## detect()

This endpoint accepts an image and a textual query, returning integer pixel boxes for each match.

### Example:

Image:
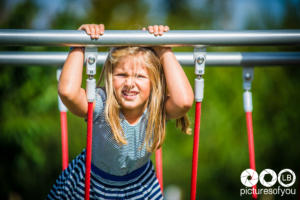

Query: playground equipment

[1,29,300,200]
[56,68,69,170]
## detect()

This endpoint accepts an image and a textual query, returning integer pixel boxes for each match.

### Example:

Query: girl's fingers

[142,27,146,31]
[78,24,85,31]
[99,24,105,35]
[78,24,105,39]
[164,26,169,32]
[158,25,164,35]
[95,25,100,38]
[147,25,169,36]
[153,25,159,36]
[148,26,154,33]
[78,24,91,35]
[91,24,97,38]
[84,25,91,35]
[78,25,83,30]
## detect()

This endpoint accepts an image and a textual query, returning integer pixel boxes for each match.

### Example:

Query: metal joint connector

[194,47,206,102]
[243,66,254,91]
[85,47,98,102]
[85,47,98,76]
[194,47,206,76]
[242,66,254,112]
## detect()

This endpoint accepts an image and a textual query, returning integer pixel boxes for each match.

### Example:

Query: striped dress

[48,88,163,200]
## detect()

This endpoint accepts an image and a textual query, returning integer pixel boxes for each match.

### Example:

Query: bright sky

[2,0,299,29]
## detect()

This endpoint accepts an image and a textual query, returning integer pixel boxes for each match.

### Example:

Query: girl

[48,24,194,200]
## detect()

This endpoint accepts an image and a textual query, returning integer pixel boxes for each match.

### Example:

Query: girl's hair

[97,47,191,152]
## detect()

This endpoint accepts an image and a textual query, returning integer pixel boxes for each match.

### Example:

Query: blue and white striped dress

[48,88,163,200]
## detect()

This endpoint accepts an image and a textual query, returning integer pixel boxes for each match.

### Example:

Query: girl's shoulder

[94,87,107,121]
[96,87,106,100]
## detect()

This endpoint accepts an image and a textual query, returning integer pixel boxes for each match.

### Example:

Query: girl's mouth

[122,90,139,100]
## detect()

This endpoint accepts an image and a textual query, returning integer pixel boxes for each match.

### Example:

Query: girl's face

[112,55,151,113]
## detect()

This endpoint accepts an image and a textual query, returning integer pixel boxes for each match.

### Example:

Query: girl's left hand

[142,25,172,58]
[143,25,169,36]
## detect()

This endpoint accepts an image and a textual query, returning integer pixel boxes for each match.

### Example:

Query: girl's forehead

[114,55,148,72]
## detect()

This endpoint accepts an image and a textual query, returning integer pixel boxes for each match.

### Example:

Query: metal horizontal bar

[0,51,300,66]
[1,29,300,46]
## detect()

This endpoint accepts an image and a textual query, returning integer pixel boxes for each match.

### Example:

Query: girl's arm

[160,48,194,120]
[58,24,104,118]
[147,25,194,120]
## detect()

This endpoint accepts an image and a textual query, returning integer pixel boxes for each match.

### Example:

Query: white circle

[278,169,296,187]
[241,169,258,187]
[259,169,277,187]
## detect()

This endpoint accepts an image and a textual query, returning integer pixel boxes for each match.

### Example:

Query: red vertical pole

[191,48,205,199]
[57,68,69,171]
[85,102,94,200]
[191,102,201,200]
[155,148,163,192]
[243,67,256,199]
[85,47,97,200]
[60,111,69,170]
[246,111,257,199]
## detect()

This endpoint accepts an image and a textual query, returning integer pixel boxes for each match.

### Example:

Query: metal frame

[1,51,300,66]
[1,29,300,46]
[1,29,299,200]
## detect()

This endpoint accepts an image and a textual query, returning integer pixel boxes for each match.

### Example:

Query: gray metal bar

[1,29,300,46]
[0,51,299,66]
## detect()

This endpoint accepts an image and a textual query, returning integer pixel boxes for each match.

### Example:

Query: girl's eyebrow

[136,72,148,76]
[113,67,125,73]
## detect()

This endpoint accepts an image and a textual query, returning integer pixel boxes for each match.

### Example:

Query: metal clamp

[194,47,206,102]
[243,66,254,91]
[85,47,98,76]
[194,47,206,76]
[85,47,98,102]
[243,66,254,112]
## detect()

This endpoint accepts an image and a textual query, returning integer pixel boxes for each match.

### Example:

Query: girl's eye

[116,73,126,77]
[137,74,147,78]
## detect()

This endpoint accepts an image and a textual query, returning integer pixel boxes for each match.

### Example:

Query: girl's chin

[121,103,138,110]
[121,100,137,108]
[120,101,145,111]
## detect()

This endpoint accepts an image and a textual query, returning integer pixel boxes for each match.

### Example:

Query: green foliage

[0,0,300,199]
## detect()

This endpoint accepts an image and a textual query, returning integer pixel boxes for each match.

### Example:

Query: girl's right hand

[142,25,171,59]
[78,24,105,39]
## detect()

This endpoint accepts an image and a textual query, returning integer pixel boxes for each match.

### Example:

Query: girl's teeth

[123,91,138,96]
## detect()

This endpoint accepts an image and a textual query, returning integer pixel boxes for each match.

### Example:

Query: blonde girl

[48,24,194,200]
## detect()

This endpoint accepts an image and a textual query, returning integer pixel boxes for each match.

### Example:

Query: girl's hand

[142,25,172,58]
[78,24,105,39]
[143,25,169,36]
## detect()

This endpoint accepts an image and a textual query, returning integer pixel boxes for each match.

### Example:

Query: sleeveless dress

[47,88,163,200]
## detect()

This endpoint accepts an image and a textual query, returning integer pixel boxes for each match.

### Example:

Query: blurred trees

[0,0,299,199]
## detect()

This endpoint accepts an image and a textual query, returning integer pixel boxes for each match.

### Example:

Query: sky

[1,0,299,29]
[231,0,285,29]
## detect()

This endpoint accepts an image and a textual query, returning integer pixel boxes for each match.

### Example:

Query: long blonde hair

[97,47,191,152]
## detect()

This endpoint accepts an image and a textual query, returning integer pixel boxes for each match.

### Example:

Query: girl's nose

[124,76,135,88]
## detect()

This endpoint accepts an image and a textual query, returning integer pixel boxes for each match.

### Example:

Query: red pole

[155,148,163,192]
[60,111,69,170]
[191,102,202,200]
[246,111,257,199]
[85,102,94,200]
